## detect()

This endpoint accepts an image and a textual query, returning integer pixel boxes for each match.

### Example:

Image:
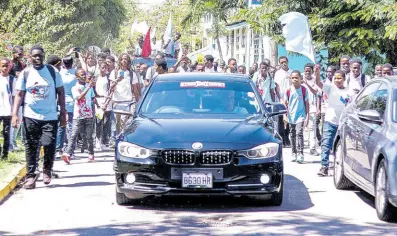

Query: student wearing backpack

[345,59,370,97]
[0,58,13,160]
[284,70,309,163]
[12,45,67,189]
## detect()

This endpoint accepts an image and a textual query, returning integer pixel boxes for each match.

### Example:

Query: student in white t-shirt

[305,67,350,177]
[0,58,13,160]
[109,53,140,134]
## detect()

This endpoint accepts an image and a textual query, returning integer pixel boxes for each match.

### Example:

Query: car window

[140,80,262,116]
[366,82,388,117]
[355,82,381,111]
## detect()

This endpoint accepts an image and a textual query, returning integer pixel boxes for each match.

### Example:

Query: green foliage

[237,0,397,66]
[0,0,126,56]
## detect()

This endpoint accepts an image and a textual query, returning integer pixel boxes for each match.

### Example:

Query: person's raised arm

[315,64,323,89]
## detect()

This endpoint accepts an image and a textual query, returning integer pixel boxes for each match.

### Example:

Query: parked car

[114,73,286,206]
[333,76,397,222]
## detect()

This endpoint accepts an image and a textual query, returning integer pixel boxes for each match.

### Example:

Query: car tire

[333,141,355,190]
[116,189,142,206]
[375,160,397,222]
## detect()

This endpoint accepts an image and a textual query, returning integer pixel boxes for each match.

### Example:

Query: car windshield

[140,80,263,118]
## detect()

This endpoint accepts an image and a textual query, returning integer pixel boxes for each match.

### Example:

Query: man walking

[12,45,66,189]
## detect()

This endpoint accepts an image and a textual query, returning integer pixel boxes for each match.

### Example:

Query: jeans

[0,116,11,158]
[23,117,58,177]
[56,112,73,152]
[65,118,94,155]
[290,122,304,155]
[321,122,338,167]
[95,111,112,145]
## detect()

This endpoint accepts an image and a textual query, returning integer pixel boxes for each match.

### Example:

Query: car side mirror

[358,110,383,124]
[266,103,287,118]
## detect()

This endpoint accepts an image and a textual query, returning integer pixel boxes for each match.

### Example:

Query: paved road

[0,148,396,235]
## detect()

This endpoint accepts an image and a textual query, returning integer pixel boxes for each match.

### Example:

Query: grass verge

[0,150,25,182]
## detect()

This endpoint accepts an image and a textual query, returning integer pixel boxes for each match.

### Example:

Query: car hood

[123,118,275,150]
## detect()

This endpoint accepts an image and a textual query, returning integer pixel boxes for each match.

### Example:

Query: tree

[0,0,126,56]
[182,0,246,62]
[237,0,397,69]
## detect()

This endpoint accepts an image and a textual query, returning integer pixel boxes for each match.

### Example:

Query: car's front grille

[162,150,195,165]
[200,151,233,165]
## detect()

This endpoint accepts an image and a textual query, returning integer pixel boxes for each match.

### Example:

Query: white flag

[279,12,316,63]
[164,15,174,56]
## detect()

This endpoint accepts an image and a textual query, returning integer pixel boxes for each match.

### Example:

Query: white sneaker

[101,144,108,151]
[95,142,102,151]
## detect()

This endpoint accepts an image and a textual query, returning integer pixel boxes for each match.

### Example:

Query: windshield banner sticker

[180,81,226,88]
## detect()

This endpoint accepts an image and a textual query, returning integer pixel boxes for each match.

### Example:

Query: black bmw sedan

[333,76,397,222]
[114,73,286,206]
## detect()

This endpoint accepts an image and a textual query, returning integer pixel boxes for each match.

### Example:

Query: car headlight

[239,143,279,159]
[118,142,151,159]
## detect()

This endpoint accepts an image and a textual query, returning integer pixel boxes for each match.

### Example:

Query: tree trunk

[216,36,223,63]
[270,40,278,66]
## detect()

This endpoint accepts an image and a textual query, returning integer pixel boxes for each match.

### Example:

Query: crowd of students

[0,44,396,189]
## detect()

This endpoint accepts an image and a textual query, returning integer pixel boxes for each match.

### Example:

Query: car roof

[133,57,177,67]
[370,76,397,87]
[155,72,251,82]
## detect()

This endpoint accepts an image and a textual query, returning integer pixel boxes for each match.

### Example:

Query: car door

[355,82,389,182]
[345,82,381,174]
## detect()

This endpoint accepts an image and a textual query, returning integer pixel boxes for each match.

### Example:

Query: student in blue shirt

[284,70,309,163]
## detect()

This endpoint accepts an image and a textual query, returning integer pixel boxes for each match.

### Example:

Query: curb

[0,166,26,202]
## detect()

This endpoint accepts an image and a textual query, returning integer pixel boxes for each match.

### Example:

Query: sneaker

[101,144,108,151]
[61,154,71,164]
[55,151,62,160]
[23,175,38,189]
[297,154,304,164]
[318,166,329,176]
[291,153,297,162]
[310,149,320,156]
[95,141,102,151]
[43,170,51,185]
[88,154,95,162]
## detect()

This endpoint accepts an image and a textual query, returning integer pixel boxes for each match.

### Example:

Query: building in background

[200,0,275,67]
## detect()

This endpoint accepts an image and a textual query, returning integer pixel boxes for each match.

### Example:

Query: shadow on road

[125,174,314,213]
[3,212,395,235]
[35,181,113,189]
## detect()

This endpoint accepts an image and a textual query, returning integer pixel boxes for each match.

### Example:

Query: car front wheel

[333,141,354,190]
[375,160,397,222]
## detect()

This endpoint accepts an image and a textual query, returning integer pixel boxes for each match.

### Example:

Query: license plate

[182,172,213,188]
